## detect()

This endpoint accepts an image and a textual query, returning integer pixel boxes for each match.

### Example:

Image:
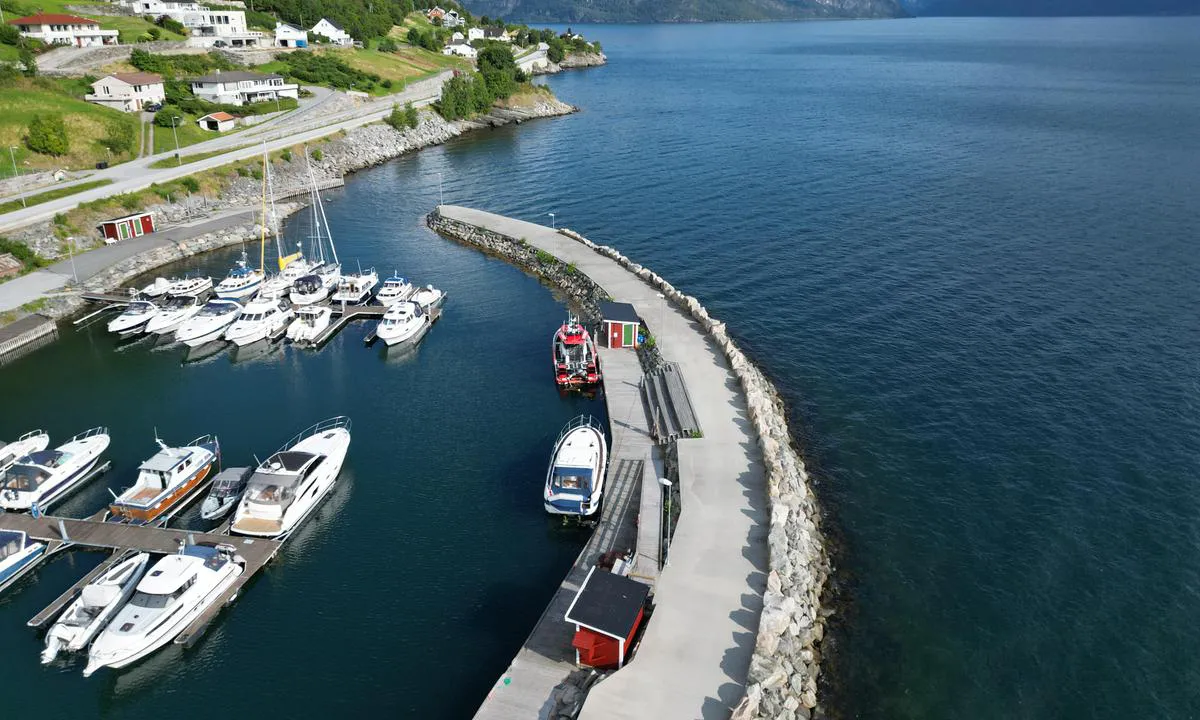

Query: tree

[0,24,21,46]
[154,105,183,128]
[18,46,36,77]
[403,102,419,128]
[100,119,136,156]
[26,114,68,156]
[378,36,398,52]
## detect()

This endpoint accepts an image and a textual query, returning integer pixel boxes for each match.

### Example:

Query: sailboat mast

[259,150,267,272]
[305,147,339,267]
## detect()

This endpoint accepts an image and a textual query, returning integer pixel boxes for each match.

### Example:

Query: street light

[170,116,182,166]
[8,146,24,208]
[66,236,78,284]
[658,477,673,567]
[546,212,555,229]
[437,171,443,207]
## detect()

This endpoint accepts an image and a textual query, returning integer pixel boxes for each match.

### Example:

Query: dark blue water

[2,16,1198,719]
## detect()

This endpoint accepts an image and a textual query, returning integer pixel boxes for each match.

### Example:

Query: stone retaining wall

[426,207,831,720]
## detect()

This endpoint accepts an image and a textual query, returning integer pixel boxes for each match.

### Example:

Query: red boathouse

[97,211,155,242]
[600,301,641,349]
[565,567,651,669]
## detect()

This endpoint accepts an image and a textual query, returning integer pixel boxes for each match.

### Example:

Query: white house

[273,21,306,47]
[450,31,463,41]
[7,13,118,47]
[442,38,476,59]
[443,10,462,27]
[123,0,203,14]
[483,26,510,43]
[466,27,484,42]
[310,18,351,46]
[182,9,263,47]
[189,70,298,106]
[85,72,165,112]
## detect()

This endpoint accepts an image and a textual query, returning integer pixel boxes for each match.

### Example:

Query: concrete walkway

[440,206,768,720]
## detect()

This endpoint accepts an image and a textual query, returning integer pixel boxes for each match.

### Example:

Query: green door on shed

[623,323,634,347]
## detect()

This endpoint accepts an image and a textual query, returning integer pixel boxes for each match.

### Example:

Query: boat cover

[82,583,120,607]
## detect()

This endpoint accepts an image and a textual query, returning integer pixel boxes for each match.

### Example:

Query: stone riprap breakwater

[427,207,830,719]
[531,51,608,75]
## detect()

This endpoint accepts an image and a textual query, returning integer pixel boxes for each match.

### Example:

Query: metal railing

[271,416,351,457]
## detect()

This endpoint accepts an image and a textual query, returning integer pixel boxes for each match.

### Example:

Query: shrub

[26,114,68,156]
[311,148,323,162]
[147,26,162,40]
[100,118,137,156]
[18,46,35,77]
[280,148,292,162]
[403,102,418,128]
[154,106,183,128]
[0,24,20,46]
[179,176,200,192]
[377,37,398,52]
[381,78,393,89]
[0,237,45,270]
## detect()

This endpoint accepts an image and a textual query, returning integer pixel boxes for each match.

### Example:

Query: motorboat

[286,305,333,345]
[109,435,219,525]
[0,427,110,512]
[553,316,602,388]
[174,299,242,347]
[288,270,337,306]
[143,294,204,335]
[213,252,264,300]
[374,301,429,346]
[543,415,608,517]
[375,274,414,306]
[230,416,351,539]
[138,277,172,298]
[259,258,321,299]
[107,301,161,336]
[166,276,213,297]
[0,530,45,588]
[223,297,293,346]
[83,544,244,677]
[199,466,252,521]
[41,552,150,664]
[0,429,50,474]
[412,284,445,312]
[330,268,378,305]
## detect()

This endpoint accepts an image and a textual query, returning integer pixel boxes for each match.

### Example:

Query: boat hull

[109,450,216,525]
[0,543,45,587]
[0,434,110,512]
[543,422,608,517]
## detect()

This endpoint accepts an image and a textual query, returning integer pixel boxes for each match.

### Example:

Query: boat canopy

[293,275,322,294]
[262,451,318,474]
[81,583,121,607]
[24,449,68,469]
[0,530,29,559]
[140,448,193,474]
[182,544,229,571]
[552,466,593,493]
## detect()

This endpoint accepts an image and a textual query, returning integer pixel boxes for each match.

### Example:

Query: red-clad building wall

[571,606,646,669]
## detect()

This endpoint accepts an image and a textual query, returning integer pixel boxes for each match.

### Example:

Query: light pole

[170,116,182,166]
[437,171,443,207]
[547,212,555,229]
[658,477,673,567]
[656,292,666,353]
[66,236,78,284]
[8,146,24,208]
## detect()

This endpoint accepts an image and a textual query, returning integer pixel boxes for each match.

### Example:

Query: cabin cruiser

[199,467,252,521]
[374,301,429,346]
[174,299,242,347]
[107,301,161,336]
[224,298,293,346]
[412,284,445,312]
[138,277,172,299]
[166,276,212,297]
[330,268,378,305]
[230,417,351,539]
[552,316,602,388]
[286,305,333,345]
[0,427,110,512]
[258,257,321,299]
[213,252,264,300]
[543,416,608,517]
[144,294,205,335]
[375,274,414,306]
[109,435,219,525]
[83,544,244,676]
[0,429,50,474]
[0,530,45,588]
[42,552,150,664]
[288,268,338,306]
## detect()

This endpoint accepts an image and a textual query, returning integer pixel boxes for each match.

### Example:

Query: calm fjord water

[2,16,1199,719]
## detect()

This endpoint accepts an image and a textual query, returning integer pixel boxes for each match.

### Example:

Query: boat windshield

[198,302,233,317]
[125,302,155,315]
[0,531,28,560]
[240,312,264,322]
[164,296,192,309]
[128,588,181,609]
[2,463,51,492]
[294,276,321,293]
[552,467,592,494]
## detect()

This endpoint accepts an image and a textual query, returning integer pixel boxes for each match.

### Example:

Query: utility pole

[171,116,182,166]
[8,146,24,208]
[547,212,555,229]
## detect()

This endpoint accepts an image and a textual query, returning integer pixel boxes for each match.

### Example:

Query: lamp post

[547,211,555,229]
[437,171,443,207]
[170,116,182,166]
[8,146,24,208]
[658,477,673,567]
[66,236,78,284]
[656,292,666,354]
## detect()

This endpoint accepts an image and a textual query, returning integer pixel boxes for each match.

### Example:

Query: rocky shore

[426,208,831,720]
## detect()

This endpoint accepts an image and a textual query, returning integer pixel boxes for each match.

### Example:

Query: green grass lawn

[6,0,186,43]
[0,178,112,216]
[149,143,254,169]
[0,44,19,62]
[151,115,231,155]
[101,15,188,44]
[316,47,470,96]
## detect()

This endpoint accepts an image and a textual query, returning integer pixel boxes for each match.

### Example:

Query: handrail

[555,415,605,445]
[17,429,45,442]
[273,416,351,456]
[69,426,108,442]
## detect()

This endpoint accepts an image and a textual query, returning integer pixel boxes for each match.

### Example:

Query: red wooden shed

[565,567,651,669]
[97,211,155,242]
[599,300,641,349]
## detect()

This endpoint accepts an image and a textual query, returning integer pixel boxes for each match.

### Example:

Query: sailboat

[259,146,321,300]
[290,149,341,306]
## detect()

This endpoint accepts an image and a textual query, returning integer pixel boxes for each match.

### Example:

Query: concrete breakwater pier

[428,206,829,720]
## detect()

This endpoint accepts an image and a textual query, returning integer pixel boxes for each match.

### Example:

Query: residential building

[273,21,306,47]
[189,70,298,106]
[443,38,476,59]
[450,31,463,41]
[426,6,445,22]
[466,27,484,42]
[310,18,351,46]
[182,9,263,47]
[483,27,510,42]
[124,0,204,14]
[443,10,461,27]
[85,72,165,112]
[7,13,118,47]
[197,111,237,131]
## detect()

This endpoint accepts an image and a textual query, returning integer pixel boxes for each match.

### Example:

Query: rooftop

[8,13,99,25]
[599,300,640,324]
[108,71,163,85]
[565,567,650,640]
[190,70,281,84]
[199,111,237,122]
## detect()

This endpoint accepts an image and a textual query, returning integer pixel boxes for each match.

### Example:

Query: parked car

[213,40,228,47]
[144,102,162,112]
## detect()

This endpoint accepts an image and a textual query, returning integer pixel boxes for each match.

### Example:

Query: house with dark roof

[188,70,298,106]
[483,26,510,42]
[86,72,165,112]
[310,17,351,45]
[7,13,118,47]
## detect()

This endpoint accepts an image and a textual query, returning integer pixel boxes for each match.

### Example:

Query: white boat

[412,284,445,311]
[166,276,213,297]
[330,268,378,305]
[0,530,45,589]
[0,427,110,512]
[175,299,242,347]
[374,301,430,346]
[543,416,608,517]
[288,269,338,306]
[375,274,414,306]
[199,467,252,521]
[143,294,204,335]
[138,277,172,298]
[83,544,244,677]
[230,417,352,539]
[41,552,150,664]
[223,297,293,346]
[107,301,160,336]
[0,429,50,475]
[213,252,265,300]
[286,305,333,345]
[108,435,220,525]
